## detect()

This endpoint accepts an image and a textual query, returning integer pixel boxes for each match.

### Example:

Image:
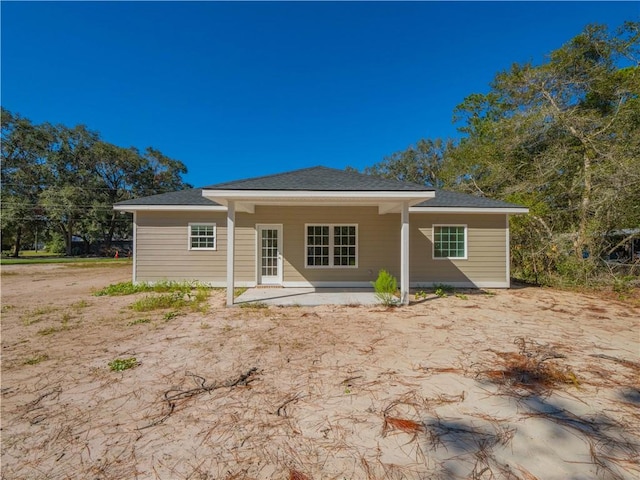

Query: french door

[257,225,283,285]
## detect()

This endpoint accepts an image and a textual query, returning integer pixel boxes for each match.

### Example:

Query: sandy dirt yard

[1,263,639,480]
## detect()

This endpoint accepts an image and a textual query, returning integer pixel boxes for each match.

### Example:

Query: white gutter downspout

[400,202,410,305]
[226,201,236,306]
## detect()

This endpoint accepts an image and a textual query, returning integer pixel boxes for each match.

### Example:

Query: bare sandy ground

[1,264,639,480]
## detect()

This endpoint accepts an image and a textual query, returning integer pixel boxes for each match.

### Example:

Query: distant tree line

[356,23,640,286]
[1,108,190,257]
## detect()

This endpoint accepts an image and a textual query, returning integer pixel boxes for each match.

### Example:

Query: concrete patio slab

[234,287,380,306]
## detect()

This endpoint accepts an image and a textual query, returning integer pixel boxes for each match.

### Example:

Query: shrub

[433,283,454,298]
[131,293,185,312]
[371,269,398,306]
[46,233,66,255]
[108,357,138,372]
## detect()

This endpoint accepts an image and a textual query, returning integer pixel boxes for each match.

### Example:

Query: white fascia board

[410,206,529,214]
[113,205,227,212]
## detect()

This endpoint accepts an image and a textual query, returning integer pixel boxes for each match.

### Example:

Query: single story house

[114,166,528,305]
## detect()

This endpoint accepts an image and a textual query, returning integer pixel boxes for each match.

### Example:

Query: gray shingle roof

[416,190,525,209]
[203,166,434,191]
[115,189,221,206]
[114,167,526,210]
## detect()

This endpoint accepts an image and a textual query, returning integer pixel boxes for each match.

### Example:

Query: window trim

[188,222,217,251]
[305,223,358,269]
[432,224,467,260]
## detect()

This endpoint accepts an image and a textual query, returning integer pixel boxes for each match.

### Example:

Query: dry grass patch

[23,354,49,366]
[482,337,578,392]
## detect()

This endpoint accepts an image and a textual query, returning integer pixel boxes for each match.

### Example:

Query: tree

[1,108,191,256]
[1,108,53,257]
[89,143,190,250]
[362,138,454,188]
[42,124,100,255]
[450,22,640,283]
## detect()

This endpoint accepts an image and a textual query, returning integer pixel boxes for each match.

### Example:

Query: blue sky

[2,1,637,186]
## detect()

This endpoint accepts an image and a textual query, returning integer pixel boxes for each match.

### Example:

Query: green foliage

[414,290,428,300]
[612,276,635,295]
[1,107,190,257]
[131,293,186,312]
[359,22,640,290]
[1,257,127,265]
[127,318,151,326]
[361,139,454,188]
[163,311,179,321]
[552,256,606,288]
[118,282,211,314]
[46,233,67,255]
[108,357,138,372]
[94,280,196,296]
[94,281,143,296]
[455,293,468,300]
[371,269,398,306]
[433,284,454,298]
[234,287,248,298]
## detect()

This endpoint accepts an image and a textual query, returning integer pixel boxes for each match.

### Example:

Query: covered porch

[200,166,436,306]
[234,287,381,306]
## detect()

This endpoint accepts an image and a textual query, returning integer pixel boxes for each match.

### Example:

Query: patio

[234,287,381,306]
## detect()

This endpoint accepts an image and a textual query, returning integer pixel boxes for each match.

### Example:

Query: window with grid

[306,225,357,268]
[433,225,466,259]
[306,225,329,266]
[333,225,357,266]
[189,223,216,250]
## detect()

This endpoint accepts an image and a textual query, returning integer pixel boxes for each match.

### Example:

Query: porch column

[226,200,236,307]
[400,201,410,305]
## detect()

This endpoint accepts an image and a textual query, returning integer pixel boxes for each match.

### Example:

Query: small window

[189,223,216,250]
[306,224,357,268]
[433,225,466,259]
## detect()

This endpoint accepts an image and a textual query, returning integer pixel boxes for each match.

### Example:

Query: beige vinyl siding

[135,211,229,283]
[410,213,507,286]
[134,208,508,287]
[237,206,399,284]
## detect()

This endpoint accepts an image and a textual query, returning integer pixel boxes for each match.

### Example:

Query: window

[189,223,216,250]
[306,224,357,268]
[433,225,466,259]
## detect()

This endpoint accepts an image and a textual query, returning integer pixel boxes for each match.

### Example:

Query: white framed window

[433,225,467,260]
[189,223,216,250]
[305,224,358,268]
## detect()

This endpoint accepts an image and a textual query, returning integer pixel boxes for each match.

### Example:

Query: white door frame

[256,224,283,285]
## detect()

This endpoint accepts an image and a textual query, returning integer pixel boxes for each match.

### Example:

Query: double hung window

[306,224,357,267]
[189,223,216,250]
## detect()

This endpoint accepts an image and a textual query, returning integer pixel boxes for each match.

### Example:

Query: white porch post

[226,200,236,307]
[400,202,410,305]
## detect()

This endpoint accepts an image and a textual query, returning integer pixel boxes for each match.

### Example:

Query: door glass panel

[261,229,278,278]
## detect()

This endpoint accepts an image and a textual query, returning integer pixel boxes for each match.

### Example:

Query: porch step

[256,285,284,289]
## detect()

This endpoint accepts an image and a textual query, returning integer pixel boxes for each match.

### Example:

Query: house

[114,166,528,305]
